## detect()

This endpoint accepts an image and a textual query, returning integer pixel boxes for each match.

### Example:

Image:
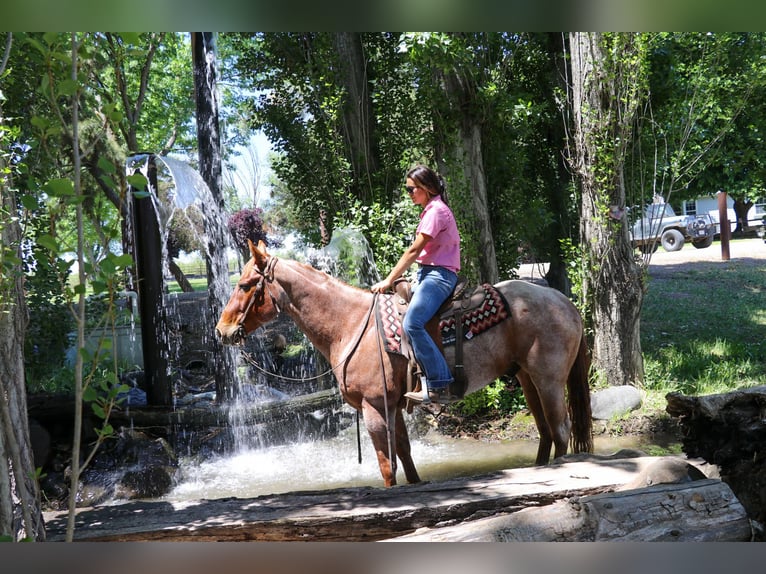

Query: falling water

[223,228,381,453]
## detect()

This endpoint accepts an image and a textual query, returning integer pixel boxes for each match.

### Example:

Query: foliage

[343,196,420,275]
[228,207,269,260]
[629,33,766,211]
[455,377,525,417]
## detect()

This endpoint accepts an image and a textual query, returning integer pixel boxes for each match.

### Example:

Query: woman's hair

[407,165,448,205]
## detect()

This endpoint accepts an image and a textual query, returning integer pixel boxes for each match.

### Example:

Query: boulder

[590,385,642,420]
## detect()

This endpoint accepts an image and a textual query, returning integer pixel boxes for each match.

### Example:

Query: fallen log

[666,385,766,532]
[43,455,712,541]
[391,479,752,542]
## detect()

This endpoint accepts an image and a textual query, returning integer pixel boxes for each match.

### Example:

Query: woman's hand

[370,279,392,294]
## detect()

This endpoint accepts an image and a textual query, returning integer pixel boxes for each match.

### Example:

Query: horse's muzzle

[215,324,247,346]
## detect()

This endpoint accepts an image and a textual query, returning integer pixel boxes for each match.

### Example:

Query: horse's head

[215,239,280,345]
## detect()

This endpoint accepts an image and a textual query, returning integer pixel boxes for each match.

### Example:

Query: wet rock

[117,466,174,499]
[590,385,642,420]
[29,419,51,469]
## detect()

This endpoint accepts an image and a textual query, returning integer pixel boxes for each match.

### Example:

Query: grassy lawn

[640,254,766,400]
[167,257,240,293]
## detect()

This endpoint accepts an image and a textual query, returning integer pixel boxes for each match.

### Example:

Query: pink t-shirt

[415,196,461,273]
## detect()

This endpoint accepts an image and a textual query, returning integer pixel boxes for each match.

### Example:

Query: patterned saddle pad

[375,284,510,355]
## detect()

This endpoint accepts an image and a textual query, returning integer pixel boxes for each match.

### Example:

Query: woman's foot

[404,387,458,405]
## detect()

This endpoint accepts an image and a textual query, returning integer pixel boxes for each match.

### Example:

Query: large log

[666,385,766,532]
[43,455,718,541]
[391,479,752,541]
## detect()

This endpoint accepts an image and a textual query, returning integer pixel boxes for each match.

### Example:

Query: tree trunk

[394,479,751,542]
[542,32,575,295]
[732,197,753,233]
[438,55,499,285]
[453,121,499,284]
[0,112,46,540]
[666,385,766,531]
[192,32,239,401]
[569,32,646,386]
[167,258,194,293]
[332,32,378,204]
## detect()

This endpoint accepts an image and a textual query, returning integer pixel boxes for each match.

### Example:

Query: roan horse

[216,240,593,486]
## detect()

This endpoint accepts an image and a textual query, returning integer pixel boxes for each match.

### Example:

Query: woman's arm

[370,232,431,293]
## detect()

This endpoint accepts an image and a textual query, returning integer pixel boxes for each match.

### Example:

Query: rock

[590,385,642,420]
[29,419,51,468]
[617,457,708,491]
[117,466,174,499]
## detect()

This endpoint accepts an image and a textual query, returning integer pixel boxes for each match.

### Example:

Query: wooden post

[130,158,172,406]
[717,190,730,260]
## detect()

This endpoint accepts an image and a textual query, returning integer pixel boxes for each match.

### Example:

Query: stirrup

[404,386,458,406]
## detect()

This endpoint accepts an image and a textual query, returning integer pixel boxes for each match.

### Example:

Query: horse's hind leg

[361,400,398,486]
[517,372,553,465]
[395,408,420,483]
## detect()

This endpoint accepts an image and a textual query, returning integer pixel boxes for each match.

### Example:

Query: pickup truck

[630,202,716,253]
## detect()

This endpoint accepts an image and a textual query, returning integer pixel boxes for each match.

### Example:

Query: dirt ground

[435,236,766,445]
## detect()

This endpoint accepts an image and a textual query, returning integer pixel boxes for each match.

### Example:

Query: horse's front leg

[361,400,397,486]
[395,407,420,483]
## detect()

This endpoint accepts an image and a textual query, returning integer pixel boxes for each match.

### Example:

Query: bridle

[235,255,281,337]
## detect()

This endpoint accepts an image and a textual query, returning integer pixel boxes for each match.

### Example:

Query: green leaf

[78,346,93,363]
[82,386,98,403]
[36,234,59,253]
[121,33,142,45]
[113,254,134,267]
[91,403,106,419]
[44,178,74,197]
[57,79,79,97]
[20,195,38,211]
[97,156,116,174]
[100,257,116,274]
[24,36,46,56]
[127,174,148,190]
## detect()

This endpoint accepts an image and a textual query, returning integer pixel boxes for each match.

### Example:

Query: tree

[0,32,46,541]
[228,207,268,261]
[192,32,239,401]
[569,33,648,387]
[630,33,766,234]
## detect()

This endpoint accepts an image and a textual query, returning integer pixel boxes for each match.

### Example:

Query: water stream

[164,424,665,502]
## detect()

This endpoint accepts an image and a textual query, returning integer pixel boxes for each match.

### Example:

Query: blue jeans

[403,265,458,389]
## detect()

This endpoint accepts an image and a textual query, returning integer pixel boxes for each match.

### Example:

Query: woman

[370,165,461,405]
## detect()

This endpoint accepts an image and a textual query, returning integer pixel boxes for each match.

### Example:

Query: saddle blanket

[375,284,510,355]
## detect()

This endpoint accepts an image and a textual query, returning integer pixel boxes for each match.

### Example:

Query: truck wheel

[660,229,684,252]
[692,236,714,248]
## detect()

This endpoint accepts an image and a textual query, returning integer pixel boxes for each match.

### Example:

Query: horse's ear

[249,239,269,266]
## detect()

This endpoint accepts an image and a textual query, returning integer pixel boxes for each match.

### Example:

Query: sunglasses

[405,185,418,195]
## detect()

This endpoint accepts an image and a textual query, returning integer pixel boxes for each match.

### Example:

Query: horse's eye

[239,284,251,293]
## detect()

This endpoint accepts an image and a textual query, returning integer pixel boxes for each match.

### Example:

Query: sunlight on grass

[641,255,766,397]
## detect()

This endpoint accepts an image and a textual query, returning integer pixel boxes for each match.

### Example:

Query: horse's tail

[567,332,593,454]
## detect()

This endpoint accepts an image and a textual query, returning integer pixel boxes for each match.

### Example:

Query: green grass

[640,254,766,397]
[166,256,240,293]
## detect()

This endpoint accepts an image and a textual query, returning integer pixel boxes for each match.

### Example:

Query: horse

[215,239,593,487]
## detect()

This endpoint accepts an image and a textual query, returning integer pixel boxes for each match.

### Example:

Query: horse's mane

[284,258,370,295]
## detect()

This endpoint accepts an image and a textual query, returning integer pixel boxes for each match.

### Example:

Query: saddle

[379,277,507,405]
